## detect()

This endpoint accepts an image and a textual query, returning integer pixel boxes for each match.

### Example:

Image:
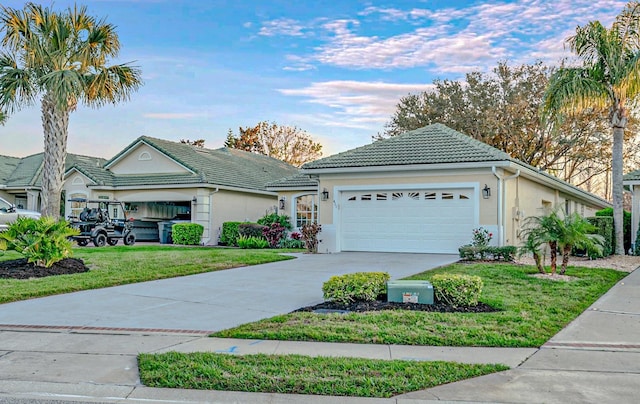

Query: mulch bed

[293,296,498,313]
[0,258,90,279]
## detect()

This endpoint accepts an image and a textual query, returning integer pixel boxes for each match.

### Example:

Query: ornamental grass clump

[430,274,483,308]
[322,272,390,304]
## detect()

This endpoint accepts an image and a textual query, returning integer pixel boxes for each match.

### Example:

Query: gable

[107,143,192,175]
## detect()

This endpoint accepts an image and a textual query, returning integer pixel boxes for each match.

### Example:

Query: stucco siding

[108,144,191,175]
[209,191,278,245]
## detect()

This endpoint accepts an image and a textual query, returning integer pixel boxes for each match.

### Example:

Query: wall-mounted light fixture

[192,196,197,203]
[279,196,286,210]
[321,188,329,201]
[482,184,491,199]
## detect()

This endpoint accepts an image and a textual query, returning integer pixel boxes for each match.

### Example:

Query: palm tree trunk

[533,251,546,274]
[560,245,572,275]
[612,118,625,255]
[549,241,558,274]
[40,95,69,218]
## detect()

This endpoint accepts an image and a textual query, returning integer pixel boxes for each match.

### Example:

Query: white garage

[338,186,478,253]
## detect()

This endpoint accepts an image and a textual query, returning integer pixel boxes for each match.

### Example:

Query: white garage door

[340,188,476,253]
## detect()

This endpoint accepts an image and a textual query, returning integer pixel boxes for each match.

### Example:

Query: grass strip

[0,246,295,303]
[138,352,508,398]
[213,263,627,347]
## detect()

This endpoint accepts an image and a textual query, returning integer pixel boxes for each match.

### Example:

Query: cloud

[258,18,307,37]
[273,0,628,74]
[279,81,435,130]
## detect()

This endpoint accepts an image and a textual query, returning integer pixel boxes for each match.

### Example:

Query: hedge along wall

[595,208,631,253]
[587,216,614,257]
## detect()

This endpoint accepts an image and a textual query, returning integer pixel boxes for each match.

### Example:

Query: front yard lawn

[138,352,508,398]
[0,246,294,304]
[213,263,627,347]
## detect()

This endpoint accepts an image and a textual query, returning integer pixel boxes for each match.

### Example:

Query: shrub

[257,213,293,230]
[219,222,240,246]
[586,216,613,257]
[301,222,321,253]
[458,245,516,262]
[471,227,493,247]
[278,238,305,249]
[238,223,267,238]
[430,274,483,307]
[263,223,286,248]
[237,235,269,249]
[595,207,631,253]
[0,217,79,268]
[171,223,203,245]
[322,272,390,304]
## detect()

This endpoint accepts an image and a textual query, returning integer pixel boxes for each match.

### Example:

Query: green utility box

[387,280,434,304]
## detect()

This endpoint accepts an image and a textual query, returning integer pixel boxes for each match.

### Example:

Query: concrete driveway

[0,252,458,333]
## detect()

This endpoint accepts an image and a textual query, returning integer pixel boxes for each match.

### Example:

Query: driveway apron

[0,252,458,333]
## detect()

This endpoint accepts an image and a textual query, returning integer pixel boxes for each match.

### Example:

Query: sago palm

[0,3,142,217]
[543,1,640,255]
[556,213,605,274]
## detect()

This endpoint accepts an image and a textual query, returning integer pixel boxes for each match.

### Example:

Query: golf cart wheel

[76,239,89,247]
[107,238,118,246]
[93,233,107,247]
[123,232,136,246]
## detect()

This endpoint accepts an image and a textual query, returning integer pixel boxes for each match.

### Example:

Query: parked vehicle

[0,196,41,231]
[67,198,136,247]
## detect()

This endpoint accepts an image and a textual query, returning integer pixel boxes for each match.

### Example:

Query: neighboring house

[0,136,299,244]
[623,170,640,248]
[271,124,610,254]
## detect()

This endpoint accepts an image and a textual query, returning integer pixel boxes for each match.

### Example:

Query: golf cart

[68,198,136,247]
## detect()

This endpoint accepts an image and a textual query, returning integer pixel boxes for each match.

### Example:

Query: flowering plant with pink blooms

[471,227,493,247]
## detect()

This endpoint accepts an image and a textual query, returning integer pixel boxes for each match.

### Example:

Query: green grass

[213,263,627,347]
[138,352,508,398]
[0,246,295,304]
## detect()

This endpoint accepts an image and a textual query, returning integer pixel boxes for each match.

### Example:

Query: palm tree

[522,210,564,274]
[556,213,605,274]
[542,1,640,255]
[0,3,142,217]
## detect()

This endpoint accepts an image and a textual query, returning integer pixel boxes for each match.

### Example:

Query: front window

[295,194,317,228]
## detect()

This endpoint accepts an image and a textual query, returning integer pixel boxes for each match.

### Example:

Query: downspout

[492,167,520,246]
[206,187,219,245]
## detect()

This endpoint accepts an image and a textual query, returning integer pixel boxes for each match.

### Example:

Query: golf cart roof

[67,198,123,204]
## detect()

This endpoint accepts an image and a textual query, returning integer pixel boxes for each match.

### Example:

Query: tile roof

[303,123,513,169]
[104,136,299,190]
[1,137,298,193]
[266,173,318,189]
[0,155,20,184]
[624,170,640,181]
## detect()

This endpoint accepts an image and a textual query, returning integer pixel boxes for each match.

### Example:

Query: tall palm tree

[0,3,142,217]
[543,1,640,255]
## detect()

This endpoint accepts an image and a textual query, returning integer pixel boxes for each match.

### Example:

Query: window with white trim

[295,194,317,228]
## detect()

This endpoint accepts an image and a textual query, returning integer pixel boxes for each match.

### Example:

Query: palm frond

[84,63,143,106]
[613,1,640,50]
[0,52,37,111]
[542,67,609,120]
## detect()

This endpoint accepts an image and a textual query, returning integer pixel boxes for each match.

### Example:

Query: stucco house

[0,136,299,244]
[271,124,610,254]
[2,124,610,250]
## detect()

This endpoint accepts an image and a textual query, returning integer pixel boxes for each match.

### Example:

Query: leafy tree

[180,139,205,147]
[0,3,142,217]
[226,121,322,166]
[383,61,640,194]
[542,1,640,255]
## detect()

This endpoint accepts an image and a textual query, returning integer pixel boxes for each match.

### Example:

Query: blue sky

[0,0,627,159]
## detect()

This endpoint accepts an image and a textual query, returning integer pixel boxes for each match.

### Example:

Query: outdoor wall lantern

[482,184,491,199]
[321,188,330,201]
[192,196,197,203]
[279,196,286,210]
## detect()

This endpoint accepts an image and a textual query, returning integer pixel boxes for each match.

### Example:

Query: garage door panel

[340,187,475,253]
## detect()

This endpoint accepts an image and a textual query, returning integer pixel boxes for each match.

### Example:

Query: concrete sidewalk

[0,256,637,403]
